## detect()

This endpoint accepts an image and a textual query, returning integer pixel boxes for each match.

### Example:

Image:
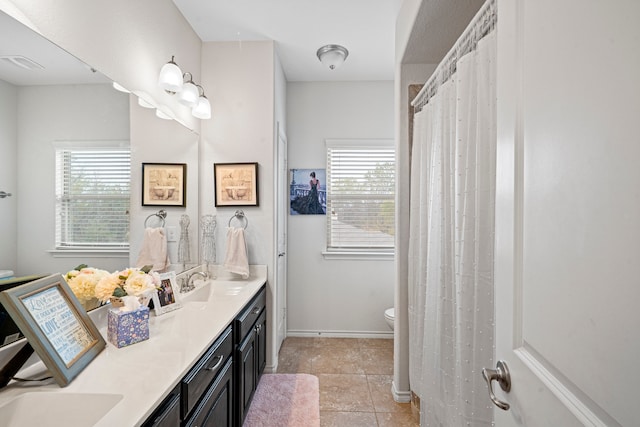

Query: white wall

[286,81,395,336]
[2,0,202,130]
[15,84,129,276]
[199,40,277,367]
[128,100,200,269]
[0,80,17,272]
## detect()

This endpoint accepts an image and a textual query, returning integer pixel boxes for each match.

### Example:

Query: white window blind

[55,143,130,249]
[326,139,395,251]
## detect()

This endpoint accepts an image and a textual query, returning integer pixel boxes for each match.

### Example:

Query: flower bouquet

[94,265,160,308]
[65,265,110,311]
[66,264,159,311]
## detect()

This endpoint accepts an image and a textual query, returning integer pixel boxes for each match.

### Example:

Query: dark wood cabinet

[141,385,181,427]
[234,287,266,427]
[183,358,233,427]
[142,285,266,427]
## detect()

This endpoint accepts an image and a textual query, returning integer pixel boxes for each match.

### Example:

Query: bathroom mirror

[0,10,198,286]
[0,10,130,280]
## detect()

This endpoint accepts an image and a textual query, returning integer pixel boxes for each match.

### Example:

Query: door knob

[278,252,285,257]
[0,191,11,198]
[482,360,511,411]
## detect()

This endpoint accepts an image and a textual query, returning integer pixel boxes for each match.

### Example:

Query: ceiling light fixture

[316,44,349,70]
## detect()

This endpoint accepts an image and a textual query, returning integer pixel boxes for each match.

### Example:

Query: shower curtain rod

[411,0,496,112]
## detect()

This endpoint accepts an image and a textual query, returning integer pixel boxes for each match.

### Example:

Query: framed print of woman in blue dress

[290,169,326,215]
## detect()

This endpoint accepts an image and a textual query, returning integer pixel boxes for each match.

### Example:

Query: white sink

[182,280,214,302]
[0,392,123,426]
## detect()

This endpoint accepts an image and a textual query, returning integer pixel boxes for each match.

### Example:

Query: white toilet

[384,307,395,330]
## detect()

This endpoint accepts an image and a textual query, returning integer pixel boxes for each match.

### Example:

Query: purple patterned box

[107,306,150,348]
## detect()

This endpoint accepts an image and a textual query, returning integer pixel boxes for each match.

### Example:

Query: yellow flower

[66,267,109,302]
[124,271,157,297]
[94,273,124,302]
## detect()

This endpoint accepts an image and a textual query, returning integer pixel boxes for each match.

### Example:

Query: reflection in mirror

[0,10,130,285]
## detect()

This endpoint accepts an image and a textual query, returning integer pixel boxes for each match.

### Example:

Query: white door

[491,1,640,426]
[0,82,17,272]
[275,122,288,352]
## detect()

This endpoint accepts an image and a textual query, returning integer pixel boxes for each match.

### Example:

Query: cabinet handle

[251,307,261,315]
[205,355,224,372]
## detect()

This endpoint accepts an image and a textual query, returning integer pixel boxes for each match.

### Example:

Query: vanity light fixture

[157,55,211,119]
[316,44,349,70]
[178,72,199,108]
[158,55,183,93]
[192,85,212,120]
[112,82,130,93]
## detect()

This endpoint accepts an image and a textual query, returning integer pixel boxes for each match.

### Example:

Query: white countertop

[0,265,267,427]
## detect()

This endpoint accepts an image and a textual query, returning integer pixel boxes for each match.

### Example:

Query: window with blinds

[326,139,395,252]
[55,144,130,250]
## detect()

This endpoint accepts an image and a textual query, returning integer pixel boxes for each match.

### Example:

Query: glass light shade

[192,96,211,119]
[155,108,173,120]
[317,45,349,70]
[179,81,199,108]
[158,61,183,93]
[137,97,155,109]
[112,82,130,93]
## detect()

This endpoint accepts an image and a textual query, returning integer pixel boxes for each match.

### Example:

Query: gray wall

[286,81,395,336]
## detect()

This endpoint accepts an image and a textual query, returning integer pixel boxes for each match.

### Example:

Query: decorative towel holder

[228,210,248,229]
[144,209,167,228]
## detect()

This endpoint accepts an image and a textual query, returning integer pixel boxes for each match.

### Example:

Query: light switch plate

[166,226,177,242]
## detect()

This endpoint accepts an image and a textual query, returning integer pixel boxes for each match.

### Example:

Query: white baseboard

[391,381,411,403]
[286,330,394,339]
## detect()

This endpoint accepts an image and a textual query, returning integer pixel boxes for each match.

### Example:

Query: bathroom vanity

[0,265,267,427]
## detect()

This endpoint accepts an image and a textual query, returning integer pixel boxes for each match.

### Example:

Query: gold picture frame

[214,162,259,207]
[0,275,105,387]
[142,163,187,207]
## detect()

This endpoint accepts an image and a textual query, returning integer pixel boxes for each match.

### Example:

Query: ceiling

[0,11,110,86]
[172,0,404,82]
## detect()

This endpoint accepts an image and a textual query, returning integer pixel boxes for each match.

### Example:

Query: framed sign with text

[0,275,105,387]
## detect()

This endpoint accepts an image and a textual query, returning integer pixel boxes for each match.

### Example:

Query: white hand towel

[223,227,250,278]
[136,227,170,271]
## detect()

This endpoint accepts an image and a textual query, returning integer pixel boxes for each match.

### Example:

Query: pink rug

[243,374,320,427]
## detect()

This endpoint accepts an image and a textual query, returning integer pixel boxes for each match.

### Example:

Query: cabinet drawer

[182,326,233,417]
[234,287,265,342]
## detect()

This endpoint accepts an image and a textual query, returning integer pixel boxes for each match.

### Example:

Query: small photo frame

[151,272,182,316]
[142,163,187,207]
[214,162,259,207]
[0,275,106,387]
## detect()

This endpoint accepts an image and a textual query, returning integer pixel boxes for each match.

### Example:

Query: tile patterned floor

[277,337,419,427]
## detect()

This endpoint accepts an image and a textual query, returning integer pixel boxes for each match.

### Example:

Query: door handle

[278,252,285,257]
[482,360,511,411]
[0,191,11,198]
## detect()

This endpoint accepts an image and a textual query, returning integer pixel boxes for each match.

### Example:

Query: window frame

[53,140,131,255]
[324,139,395,260]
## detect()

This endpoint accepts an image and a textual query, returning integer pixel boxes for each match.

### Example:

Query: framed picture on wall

[214,162,259,207]
[289,169,326,215]
[142,163,187,207]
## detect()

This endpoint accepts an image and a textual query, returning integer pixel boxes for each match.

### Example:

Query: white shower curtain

[409,30,497,426]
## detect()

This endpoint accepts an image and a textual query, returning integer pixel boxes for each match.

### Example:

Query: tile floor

[276,337,419,427]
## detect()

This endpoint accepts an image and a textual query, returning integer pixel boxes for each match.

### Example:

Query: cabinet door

[255,310,267,379]
[141,385,181,427]
[184,359,234,427]
[236,327,256,426]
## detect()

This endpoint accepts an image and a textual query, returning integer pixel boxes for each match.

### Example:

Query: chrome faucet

[181,271,209,293]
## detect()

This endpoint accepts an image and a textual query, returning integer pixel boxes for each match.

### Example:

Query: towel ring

[228,210,248,229]
[145,209,167,228]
